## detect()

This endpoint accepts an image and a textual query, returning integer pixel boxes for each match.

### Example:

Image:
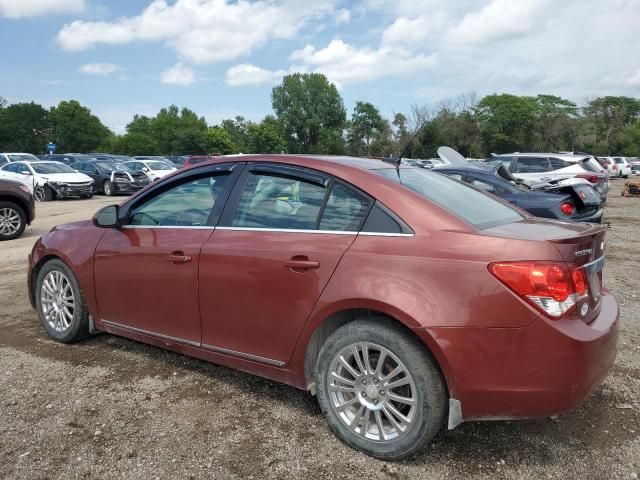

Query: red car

[28,155,618,460]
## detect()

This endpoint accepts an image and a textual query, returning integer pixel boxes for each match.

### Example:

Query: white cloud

[0,0,84,18]
[381,15,435,49]
[225,64,291,87]
[79,62,121,76]
[160,62,196,86]
[446,0,548,45]
[57,0,337,64]
[335,8,350,24]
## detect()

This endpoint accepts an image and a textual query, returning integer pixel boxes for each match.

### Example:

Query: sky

[1,0,639,134]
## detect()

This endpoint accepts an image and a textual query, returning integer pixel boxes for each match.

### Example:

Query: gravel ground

[0,182,638,480]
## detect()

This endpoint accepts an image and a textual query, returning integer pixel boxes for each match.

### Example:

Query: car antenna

[382,119,429,168]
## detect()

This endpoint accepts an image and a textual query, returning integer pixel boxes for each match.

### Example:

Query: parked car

[434,164,603,223]
[41,153,97,166]
[0,178,35,240]
[610,157,632,178]
[167,156,187,167]
[596,157,619,176]
[490,153,609,202]
[629,158,640,175]
[71,160,151,196]
[123,159,177,181]
[92,154,135,163]
[0,153,40,166]
[0,161,94,201]
[182,155,213,168]
[28,154,618,460]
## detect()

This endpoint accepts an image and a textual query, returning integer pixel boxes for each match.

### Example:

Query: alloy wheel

[34,187,46,202]
[40,270,75,333]
[327,342,417,442]
[0,207,22,236]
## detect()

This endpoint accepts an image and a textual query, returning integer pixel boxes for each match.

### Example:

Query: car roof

[208,154,398,171]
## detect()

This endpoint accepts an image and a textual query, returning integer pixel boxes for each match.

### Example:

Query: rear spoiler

[547,224,605,244]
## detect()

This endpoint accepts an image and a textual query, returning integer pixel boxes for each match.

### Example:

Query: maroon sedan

[27,155,618,460]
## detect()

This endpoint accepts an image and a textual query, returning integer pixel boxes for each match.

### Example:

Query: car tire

[35,259,90,343]
[0,201,26,241]
[315,318,447,460]
[103,180,115,196]
[34,185,53,202]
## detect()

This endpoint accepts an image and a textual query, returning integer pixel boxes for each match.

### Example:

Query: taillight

[576,173,598,183]
[560,202,574,216]
[489,262,588,318]
[612,164,618,171]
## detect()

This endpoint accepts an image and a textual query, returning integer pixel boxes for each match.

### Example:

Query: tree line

[1,73,640,158]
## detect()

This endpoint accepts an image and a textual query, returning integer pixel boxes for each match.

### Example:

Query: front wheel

[34,185,53,202]
[316,318,447,460]
[35,259,90,343]
[103,180,115,196]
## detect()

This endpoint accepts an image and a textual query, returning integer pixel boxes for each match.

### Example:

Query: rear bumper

[421,293,618,422]
[572,208,603,223]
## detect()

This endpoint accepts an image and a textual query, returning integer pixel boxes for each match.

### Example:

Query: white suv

[608,157,632,178]
[491,152,609,201]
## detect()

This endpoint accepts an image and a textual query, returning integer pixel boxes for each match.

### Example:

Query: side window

[549,158,572,170]
[4,163,17,172]
[361,202,411,234]
[319,183,371,231]
[232,172,326,230]
[443,173,464,181]
[513,157,551,173]
[16,163,31,174]
[128,173,231,227]
[469,178,498,194]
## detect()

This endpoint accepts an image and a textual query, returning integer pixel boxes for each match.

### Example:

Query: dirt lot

[1,182,639,480]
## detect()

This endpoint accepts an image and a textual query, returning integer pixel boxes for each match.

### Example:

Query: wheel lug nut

[379,390,385,395]
[362,392,367,398]
[361,379,367,385]
[373,379,379,385]
[373,399,378,405]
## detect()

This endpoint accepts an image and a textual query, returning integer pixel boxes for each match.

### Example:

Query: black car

[70,160,150,196]
[434,164,603,223]
[92,154,135,163]
[41,153,97,166]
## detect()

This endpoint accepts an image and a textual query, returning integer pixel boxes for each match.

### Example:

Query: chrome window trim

[121,225,215,230]
[217,226,357,235]
[216,226,414,237]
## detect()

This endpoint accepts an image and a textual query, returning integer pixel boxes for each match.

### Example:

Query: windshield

[8,154,39,162]
[375,167,525,230]
[96,162,134,172]
[147,161,174,171]
[32,162,76,174]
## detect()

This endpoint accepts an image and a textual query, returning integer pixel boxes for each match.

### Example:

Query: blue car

[434,163,603,223]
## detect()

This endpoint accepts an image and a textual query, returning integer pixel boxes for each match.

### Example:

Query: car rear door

[512,157,555,183]
[93,163,240,344]
[198,163,372,365]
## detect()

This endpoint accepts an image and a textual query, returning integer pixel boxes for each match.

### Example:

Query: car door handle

[283,259,320,270]
[168,252,192,264]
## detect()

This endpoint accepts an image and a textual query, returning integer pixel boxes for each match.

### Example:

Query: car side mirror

[141,167,149,172]
[20,171,32,176]
[93,204,121,228]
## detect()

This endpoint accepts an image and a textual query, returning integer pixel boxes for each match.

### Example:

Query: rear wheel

[316,318,446,460]
[103,180,115,196]
[35,259,89,343]
[0,201,26,240]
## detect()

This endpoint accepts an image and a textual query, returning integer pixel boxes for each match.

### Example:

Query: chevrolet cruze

[28,155,618,460]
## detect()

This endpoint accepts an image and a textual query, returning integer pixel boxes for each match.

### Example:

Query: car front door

[93,164,240,343]
[198,164,372,365]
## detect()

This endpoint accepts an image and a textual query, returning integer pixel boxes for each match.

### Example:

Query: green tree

[221,116,251,152]
[206,126,235,154]
[272,73,346,153]
[149,105,209,154]
[50,100,111,152]
[582,96,640,154]
[0,102,51,153]
[347,101,387,156]
[475,94,539,153]
[247,121,287,153]
[126,115,153,135]
[533,95,578,151]
[110,132,161,156]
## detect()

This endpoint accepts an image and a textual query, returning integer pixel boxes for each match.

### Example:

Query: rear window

[581,158,605,173]
[375,168,524,230]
